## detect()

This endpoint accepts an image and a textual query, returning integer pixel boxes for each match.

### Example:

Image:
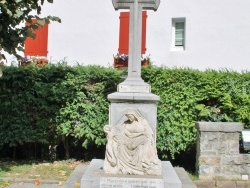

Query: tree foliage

[0,0,60,58]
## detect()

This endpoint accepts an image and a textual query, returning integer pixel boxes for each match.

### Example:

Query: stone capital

[196,122,243,133]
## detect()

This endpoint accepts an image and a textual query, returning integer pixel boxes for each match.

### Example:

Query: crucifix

[112,0,160,93]
[104,0,162,177]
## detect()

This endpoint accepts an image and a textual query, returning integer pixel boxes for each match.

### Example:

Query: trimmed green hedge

[143,67,250,157]
[0,65,249,159]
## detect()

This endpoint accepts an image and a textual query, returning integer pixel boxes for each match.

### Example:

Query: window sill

[171,46,185,51]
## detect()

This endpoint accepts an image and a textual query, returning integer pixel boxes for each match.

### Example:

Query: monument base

[81,159,182,188]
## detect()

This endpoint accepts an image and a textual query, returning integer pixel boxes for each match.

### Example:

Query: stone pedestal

[81,159,182,188]
[108,92,159,141]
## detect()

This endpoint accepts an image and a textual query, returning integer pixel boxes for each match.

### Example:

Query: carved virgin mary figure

[103,109,162,175]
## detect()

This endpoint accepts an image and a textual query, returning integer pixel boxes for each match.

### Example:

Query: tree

[0,0,60,60]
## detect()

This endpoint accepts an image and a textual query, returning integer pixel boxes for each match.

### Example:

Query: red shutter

[141,11,147,54]
[118,12,130,54]
[118,11,147,55]
[24,19,48,57]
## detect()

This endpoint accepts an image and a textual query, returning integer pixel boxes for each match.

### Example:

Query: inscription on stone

[100,176,164,188]
[118,85,150,93]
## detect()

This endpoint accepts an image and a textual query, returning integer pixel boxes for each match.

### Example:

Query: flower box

[113,54,150,69]
[19,57,48,67]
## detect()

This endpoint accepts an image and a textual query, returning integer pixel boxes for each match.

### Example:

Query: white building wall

[147,0,250,71]
[5,0,250,71]
[41,0,120,66]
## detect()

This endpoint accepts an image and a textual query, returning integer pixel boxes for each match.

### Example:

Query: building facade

[6,0,250,71]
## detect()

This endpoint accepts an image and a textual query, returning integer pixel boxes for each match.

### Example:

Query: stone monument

[81,0,186,187]
[106,0,162,177]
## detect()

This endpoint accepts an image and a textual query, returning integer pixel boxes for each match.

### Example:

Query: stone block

[200,132,220,141]
[221,165,243,177]
[100,175,164,188]
[236,182,248,188]
[200,143,214,151]
[174,167,197,188]
[199,151,218,156]
[229,142,240,155]
[193,180,216,188]
[236,181,250,188]
[196,122,243,133]
[213,166,222,174]
[219,142,229,154]
[108,92,159,142]
[64,164,88,187]
[241,154,250,164]
[199,156,221,165]
[243,164,250,175]
[222,156,242,165]
[200,133,220,152]
[199,165,214,175]
[81,159,183,188]
[221,133,239,141]
[108,92,160,103]
[215,181,236,188]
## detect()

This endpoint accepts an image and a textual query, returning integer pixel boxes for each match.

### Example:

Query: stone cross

[112,0,160,93]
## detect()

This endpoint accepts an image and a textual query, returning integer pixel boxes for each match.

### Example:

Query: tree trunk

[65,137,70,160]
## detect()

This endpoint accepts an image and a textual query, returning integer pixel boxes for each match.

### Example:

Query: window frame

[171,18,186,51]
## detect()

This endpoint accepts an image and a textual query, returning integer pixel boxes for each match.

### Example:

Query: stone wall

[196,122,250,180]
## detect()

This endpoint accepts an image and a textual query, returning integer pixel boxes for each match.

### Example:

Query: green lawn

[0,159,84,187]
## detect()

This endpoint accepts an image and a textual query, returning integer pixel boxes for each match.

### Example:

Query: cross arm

[112,0,160,11]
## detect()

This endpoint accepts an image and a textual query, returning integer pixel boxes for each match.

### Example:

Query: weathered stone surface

[108,94,159,141]
[241,154,250,164]
[200,132,220,152]
[81,159,184,188]
[112,0,160,10]
[193,180,216,188]
[112,0,160,92]
[221,133,239,141]
[236,181,250,188]
[103,108,161,176]
[196,122,250,180]
[196,122,243,132]
[108,92,160,103]
[100,176,164,188]
[220,133,240,155]
[174,167,197,188]
[199,165,215,175]
[229,142,241,155]
[199,151,218,156]
[243,164,250,175]
[216,181,236,188]
[220,165,243,177]
[199,156,221,165]
[222,156,242,165]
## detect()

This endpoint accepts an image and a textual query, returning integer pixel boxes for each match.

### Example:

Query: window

[172,18,185,50]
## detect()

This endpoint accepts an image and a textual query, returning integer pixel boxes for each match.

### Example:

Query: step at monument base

[81,159,191,188]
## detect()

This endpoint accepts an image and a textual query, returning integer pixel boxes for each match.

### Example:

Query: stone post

[196,122,250,180]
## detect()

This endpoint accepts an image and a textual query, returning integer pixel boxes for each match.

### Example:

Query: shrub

[0,65,250,160]
[142,67,250,158]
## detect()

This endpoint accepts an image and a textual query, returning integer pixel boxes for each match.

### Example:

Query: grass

[187,171,199,181]
[0,159,85,187]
